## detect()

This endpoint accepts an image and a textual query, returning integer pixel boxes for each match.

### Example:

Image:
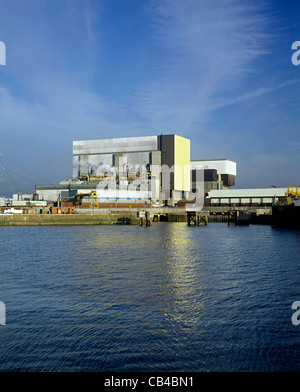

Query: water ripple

[0,223,300,371]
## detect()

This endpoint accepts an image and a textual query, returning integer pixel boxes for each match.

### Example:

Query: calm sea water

[0,222,300,372]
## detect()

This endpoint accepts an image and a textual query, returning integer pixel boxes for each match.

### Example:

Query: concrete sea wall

[0,207,270,226]
[0,212,141,226]
[0,207,191,226]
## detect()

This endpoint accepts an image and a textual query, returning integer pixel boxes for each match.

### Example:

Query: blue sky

[0,0,300,195]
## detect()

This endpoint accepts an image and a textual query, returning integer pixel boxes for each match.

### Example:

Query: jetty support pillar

[186,210,209,226]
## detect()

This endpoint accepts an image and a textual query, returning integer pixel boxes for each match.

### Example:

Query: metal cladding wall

[38,134,195,205]
[209,188,286,198]
[209,188,286,205]
[73,136,158,155]
[192,169,217,182]
[191,159,236,176]
[73,136,159,179]
[54,134,194,204]
[221,174,235,186]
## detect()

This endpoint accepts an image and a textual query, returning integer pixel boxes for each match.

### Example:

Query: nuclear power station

[36,133,237,207]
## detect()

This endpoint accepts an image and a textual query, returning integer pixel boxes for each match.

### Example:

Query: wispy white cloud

[0,0,298,193]
[133,0,272,131]
[207,79,300,111]
[0,81,150,194]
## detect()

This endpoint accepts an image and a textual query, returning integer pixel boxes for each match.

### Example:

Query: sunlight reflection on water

[0,223,300,371]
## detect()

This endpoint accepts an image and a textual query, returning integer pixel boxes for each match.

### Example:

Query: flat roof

[209,188,287,198]
[191,158,236,162]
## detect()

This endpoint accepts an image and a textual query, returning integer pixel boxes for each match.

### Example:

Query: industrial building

[3,133,295,219]
[0,192,47,215]
[72,134,191,204]
[36,134,237,208]
[191,159,236,195]
[209,187,286,206]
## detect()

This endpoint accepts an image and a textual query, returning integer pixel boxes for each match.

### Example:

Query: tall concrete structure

[72,134,191,205]
[36,134,237,207]
[191,158,236,195]
[158,134,191,201]
[73,136,158,180]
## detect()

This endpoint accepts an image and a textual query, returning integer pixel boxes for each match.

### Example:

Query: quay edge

[0,208,210,226]
[0,205,277,226]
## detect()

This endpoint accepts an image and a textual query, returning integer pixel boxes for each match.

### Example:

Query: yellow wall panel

[174,135,190,191]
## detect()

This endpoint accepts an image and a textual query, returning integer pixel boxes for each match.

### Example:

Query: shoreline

[0,209,208,226]
[0,213,142,226]
[0,209,274,226]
